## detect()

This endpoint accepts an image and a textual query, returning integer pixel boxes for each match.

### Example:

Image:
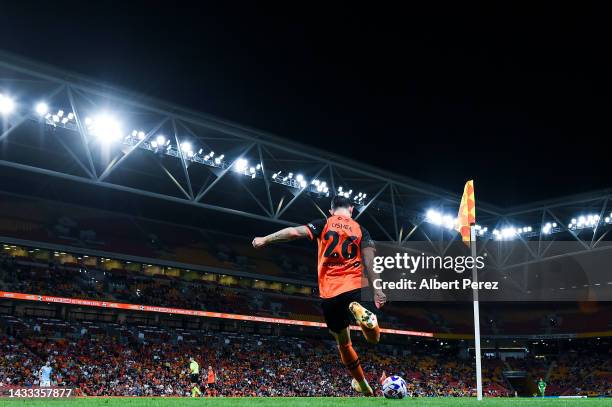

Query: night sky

[1,2,610,207]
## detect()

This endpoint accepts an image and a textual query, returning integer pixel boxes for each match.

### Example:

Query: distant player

[538,377,546,397]
[253,195,386,396]
[207,366,216,386]
[39,361,52,387]
[206,365,216,395]
[188,357,202,397]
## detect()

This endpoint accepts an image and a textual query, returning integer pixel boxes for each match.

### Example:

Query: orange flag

[455,180,476,245]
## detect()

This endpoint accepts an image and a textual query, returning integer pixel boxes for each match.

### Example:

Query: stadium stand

[2,246,612,336]
[1,316,610,397]
[1,242,611,397]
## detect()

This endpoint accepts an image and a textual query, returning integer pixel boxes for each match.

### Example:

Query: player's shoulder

[306,218,328,232]
[344,216,367,233]
[307,218,328,227]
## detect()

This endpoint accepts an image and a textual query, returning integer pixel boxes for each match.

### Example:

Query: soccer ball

[382,375,408,399]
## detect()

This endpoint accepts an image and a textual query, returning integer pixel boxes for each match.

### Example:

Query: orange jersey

[207,370,216,384]
[305,215,374,299]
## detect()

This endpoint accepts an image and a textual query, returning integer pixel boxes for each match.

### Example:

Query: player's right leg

[349,301,380,344]
[322,290,374,396]
[330,327,373,396]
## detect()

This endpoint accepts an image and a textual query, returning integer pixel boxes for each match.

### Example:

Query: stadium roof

[0,50,611,250]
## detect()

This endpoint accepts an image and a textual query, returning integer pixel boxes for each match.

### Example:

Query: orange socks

[338,342,365,382]
[361,325,380,344]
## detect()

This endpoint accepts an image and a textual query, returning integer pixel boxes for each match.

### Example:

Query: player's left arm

[361,227,386,309]
[252,225,311,248]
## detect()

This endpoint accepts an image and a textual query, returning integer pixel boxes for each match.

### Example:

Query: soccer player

[39,361,52,387]
[538,377,546,397]
[188,357,202,397]
[206,365,216,395]
[252,195,386,396]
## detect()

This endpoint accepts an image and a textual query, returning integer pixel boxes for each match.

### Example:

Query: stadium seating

[2,316,610,397]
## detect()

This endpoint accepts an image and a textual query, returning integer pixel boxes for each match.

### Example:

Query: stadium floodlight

[501,227,517,239]
[179,142,195,158]
[0,94,15,115]
[151,135,164,149]
[572,213,601,230]
[35,102,49,116]
[256,164,262,170]
[87,114,123,143]
[180,141,192,154]
[426,209,443,225]
[299,180,307,188]
[198,148,203,155]
[296,174,304,183]
[235,158,248,172]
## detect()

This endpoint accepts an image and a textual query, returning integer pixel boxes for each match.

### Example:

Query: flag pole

[470,223,483,400]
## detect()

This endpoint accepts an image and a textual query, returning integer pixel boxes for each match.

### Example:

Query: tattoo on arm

[264,226,310,244]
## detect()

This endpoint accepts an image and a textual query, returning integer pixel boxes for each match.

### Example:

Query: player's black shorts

[190,373,199,384]
[321,288,361,333]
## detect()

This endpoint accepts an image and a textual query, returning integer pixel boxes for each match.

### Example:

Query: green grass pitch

[0,398,607,407]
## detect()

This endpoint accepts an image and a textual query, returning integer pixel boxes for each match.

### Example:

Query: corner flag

[456,179,483,400]
[455,180,476,244]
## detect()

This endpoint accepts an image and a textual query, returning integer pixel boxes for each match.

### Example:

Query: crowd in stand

[1,326,510,397]
[1,255,611,398]
[548,346,612,397]
[0,261,320,321]
[2,321,610,398]
[6,260,611,337]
